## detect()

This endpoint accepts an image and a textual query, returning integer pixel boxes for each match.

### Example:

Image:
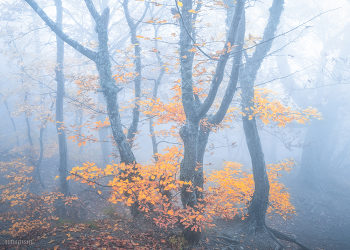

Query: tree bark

[97,93,111,164]
[178,0,202,242]
[4,101,20,147]
[239,0,284,233]
[241,98,269,231]
[90,1,110,164]
[122,0,149,147]
[178,0,200,212]
[92,6,136,165]
[55,0,70,197]
[36,101,55,189]
[78,110,84,155]
[24,93,34,147]
[193,127,210,201]
[37,126,46,188]
[148,25,165,162]
[178,0,244,243]
[194,6,245,201]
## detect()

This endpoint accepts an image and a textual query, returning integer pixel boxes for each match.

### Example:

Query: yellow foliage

[68,146,296,232]
[206,159,295,220]
[0,158,76,237]
[250,87,322,127]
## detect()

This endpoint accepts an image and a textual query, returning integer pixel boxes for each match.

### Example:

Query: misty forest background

[1,0,350,249]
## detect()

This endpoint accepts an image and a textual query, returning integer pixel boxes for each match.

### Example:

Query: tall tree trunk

[78,110,84,154]
[4,101,20,147]
[193,128,210,201]
[89,1,111,164]
[36,126,46,188]
[24,93,34,147]
[97,93,111,164]
[122,0,149,147]
[149,116,158,160]
[333,139,350,170]
[194,5,245,201]
[149,25,165,162]
[55,0,70,197]
[178,0,201,244]
[93,8,136,165]
[25,116,33,146]
[224,0,236,34]
[241,84,269,231]
[178,0,243,243]
[194,12,245,200]
[36,101,55,189]
[239,0,284,233]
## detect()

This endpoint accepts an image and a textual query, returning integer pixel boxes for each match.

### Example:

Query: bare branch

[84,0,101,22]
[24,0,98,61]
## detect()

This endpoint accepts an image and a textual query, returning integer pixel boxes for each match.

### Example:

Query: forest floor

[1,176,350,250]
[195,175,350,250]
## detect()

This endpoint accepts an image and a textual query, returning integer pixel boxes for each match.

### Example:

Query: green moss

[57,218,75,227]
[169,235,188,250]
[85,221,98,229]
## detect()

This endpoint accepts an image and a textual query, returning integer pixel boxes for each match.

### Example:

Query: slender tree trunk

[333,139,350,170]
[93,6,136,165]
[149,25,165,162]
[24,93,34,147]
[78,110,83,154]
[32,10,41,54]
[241,81,269,232]
[149,116,158,160]
[4,101,20,147]
[123,0,149,147]
[55,0,70,197]
[36,101,55,189]
[193,1,245,203]
[89,2,111,164]
[178,3,200,243]
[178,0,201,225]
[25,116,33,146]
[148,78,161,161]
[193,128,210,201]
[97,93,111,164]
[238,0,284,233]
[178,0,243,243]
[224,0,236,34]
[36,127,46,188]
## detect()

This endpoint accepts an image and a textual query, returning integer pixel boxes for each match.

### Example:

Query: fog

[0,0,350,249]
